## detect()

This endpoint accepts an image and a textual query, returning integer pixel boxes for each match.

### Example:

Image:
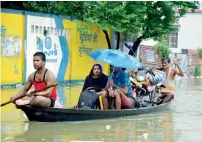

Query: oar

[164,58,182,69]
[0,84,57,107]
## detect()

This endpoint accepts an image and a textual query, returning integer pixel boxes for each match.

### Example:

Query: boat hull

[20,103,170,122]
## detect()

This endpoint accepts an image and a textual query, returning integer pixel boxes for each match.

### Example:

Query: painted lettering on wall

[1,25,6,37]
[1,36,22,57]
[1,25,22,57]
[36,37,43,52]
[36,36,58,63]
[79,32,98,56]
[79,32,98,44]
[79,45,93,57]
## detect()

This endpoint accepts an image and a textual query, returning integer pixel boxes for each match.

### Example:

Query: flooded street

[1,78,202,142]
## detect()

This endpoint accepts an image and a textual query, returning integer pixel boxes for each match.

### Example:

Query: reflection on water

[1,112,174,142]
[1,78,202,142]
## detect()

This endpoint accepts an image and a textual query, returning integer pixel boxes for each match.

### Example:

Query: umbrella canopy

[88,49,142,70]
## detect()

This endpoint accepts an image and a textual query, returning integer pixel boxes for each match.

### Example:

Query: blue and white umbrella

[88,49,142,70]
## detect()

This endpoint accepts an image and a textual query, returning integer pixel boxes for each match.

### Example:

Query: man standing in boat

[10,52,57,107]
[158,57,184,104]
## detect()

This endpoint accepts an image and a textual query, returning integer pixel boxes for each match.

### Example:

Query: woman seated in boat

[82,64,108,93]
[100,67,134,110]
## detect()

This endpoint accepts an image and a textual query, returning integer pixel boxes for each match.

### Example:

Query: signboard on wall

[25,14,69,82]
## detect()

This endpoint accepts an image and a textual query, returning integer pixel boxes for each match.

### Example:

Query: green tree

[2,1,199,54]
[82,1,146,50]
[81,1,199,55]
[195,65,201,76]
[1,1,84,17]
[154,42,171,58]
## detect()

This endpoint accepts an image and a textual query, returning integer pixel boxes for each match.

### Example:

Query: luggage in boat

[148,71,165,86]
[77,90,99,109]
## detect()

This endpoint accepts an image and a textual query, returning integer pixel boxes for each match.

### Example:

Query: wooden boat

[20,102,171,122]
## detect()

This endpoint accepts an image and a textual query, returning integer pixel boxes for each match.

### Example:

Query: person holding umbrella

[100,66,134,110]
[88,49,142,110]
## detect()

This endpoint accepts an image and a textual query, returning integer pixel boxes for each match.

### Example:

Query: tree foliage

[81,1,199,54]
[83,2,145,35]
[1,1,84,17]
[195,64,201,76]
[154,42,171,58]
[198,48,202,58]
[2,1,200,55]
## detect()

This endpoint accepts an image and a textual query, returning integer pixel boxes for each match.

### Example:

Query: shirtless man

[158,57,184,104]
[10,52,57,107]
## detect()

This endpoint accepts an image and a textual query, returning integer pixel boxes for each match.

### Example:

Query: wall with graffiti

[63,20,111,81]
[24,13,67,83]
[1,9,112,87]
[0,11,24,86]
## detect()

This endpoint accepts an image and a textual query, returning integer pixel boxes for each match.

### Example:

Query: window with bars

[31,25,70,37]
[168,31,178,48]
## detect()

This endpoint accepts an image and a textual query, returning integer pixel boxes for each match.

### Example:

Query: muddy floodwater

[1,78,202,142]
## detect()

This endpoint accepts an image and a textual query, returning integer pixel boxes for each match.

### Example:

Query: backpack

[77,90,99,109]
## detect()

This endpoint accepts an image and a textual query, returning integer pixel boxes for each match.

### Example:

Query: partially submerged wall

[1,9,112,88]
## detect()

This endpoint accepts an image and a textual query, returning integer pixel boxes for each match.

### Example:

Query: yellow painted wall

[63,20,111,81]
[0,89,23,120]
[0,13,24,85]
[63,19,72,81]
[1,10,112,85]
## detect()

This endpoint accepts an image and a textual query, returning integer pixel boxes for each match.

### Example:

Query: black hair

[33,52,46,62]
[89,64,103,76]
[162,57,170,63]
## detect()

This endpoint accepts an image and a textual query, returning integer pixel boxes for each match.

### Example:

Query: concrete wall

[1,10,25,86]
[64,21,111,81]
[1,9,112,88]
[172,13,202,53]
[187,49,202,76]
[139,12,202,54]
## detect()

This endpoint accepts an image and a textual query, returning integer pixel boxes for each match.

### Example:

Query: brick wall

[187,49,202,76]
[140,45,163,69]
[139,45,202,76]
